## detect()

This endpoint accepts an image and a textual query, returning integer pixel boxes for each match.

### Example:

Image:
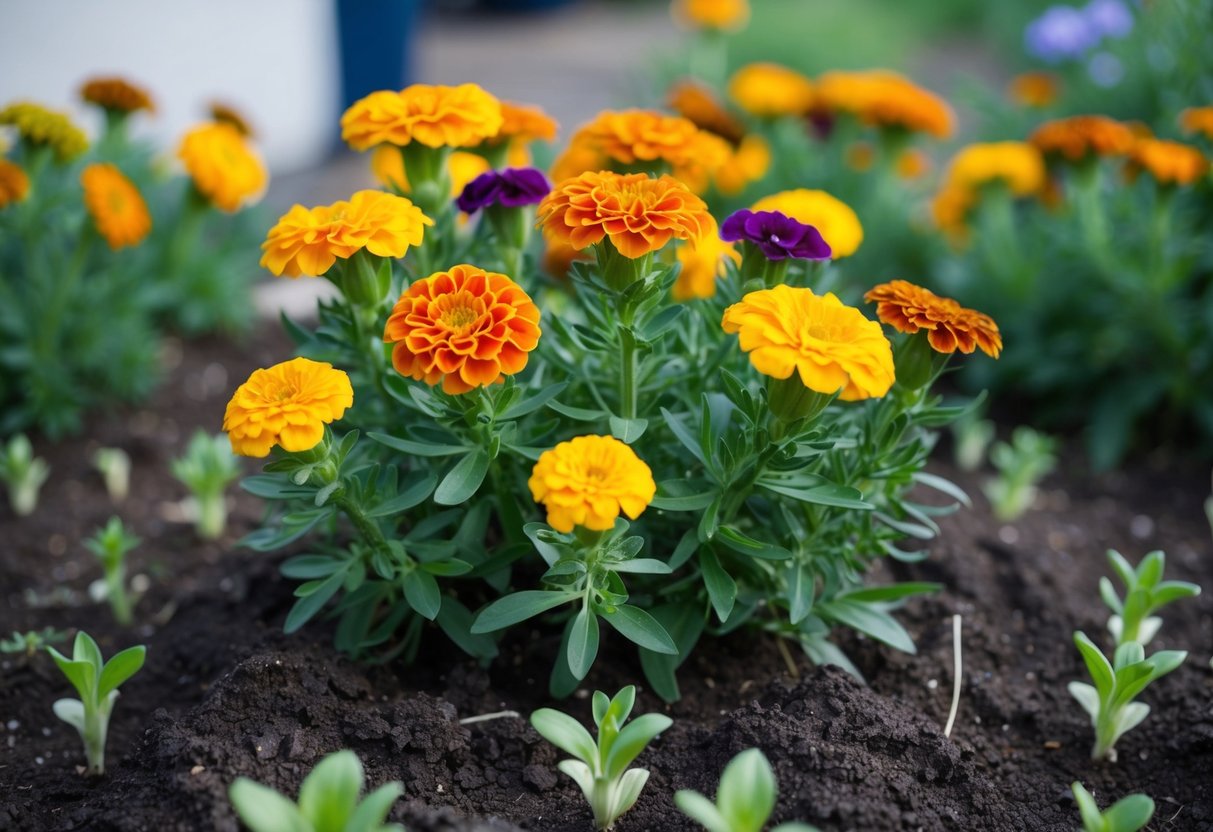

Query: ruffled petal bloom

[341,84,503,150]
[80,77,156,114]
[720,209,831,261]
[750,189,863,259]
[455,167,551,214]
[178,122,267,212]
[864,280,1002,358]
[813,70,954,139]
[1029,115,1135,161]
[0,101,89,161]
[529,435,656,532]
[222,358,354,458]
[81,163,152,249]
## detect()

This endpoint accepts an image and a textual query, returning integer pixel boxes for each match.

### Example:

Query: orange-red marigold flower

[1029,115,1135,161]
[668,80,746,145]
[814,70,954,139]
[178,122,267,212]
[80,76,155,114]
[864,280,1001,358]
[80,163,152,249]
[223,358,354,458]
[383,264,541,395]
[529,435,656,533]
[341,84,503,151]
[0,159,30,208]
[1179,106,1213,141]
[1127,138,1209,186]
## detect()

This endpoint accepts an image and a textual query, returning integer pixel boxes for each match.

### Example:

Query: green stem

[84,705,107,775]
[196,492,228,540]
[334,493,390,557]
[36,232,92,367]
[106,563,132,626]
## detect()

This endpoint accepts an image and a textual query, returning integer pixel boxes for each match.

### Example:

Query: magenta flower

[456,167,551,214]
[720,209,831,261]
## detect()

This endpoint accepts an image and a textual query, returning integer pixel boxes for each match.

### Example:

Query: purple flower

[720,209,831,261]
[1024,6,1100,62]
[1084,0,1133,38]
[456,167,550,214]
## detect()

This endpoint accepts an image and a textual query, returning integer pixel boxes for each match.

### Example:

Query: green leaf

[640,304,685,340]
[284,570,346,634]
[639,602,705,703]
[298,751,363,830]
[911,471,970,507]
[605,605,677,654]
[567,604,599,679]
[1103,794,1155,832]
[471,590,579,633]
[434,449,490,505]
[716,526,792,560]
[48,650,96,702]
[402,570,441,620]
[700,548,736,623]
[281,555,347,580]
[1073,631,1115,698]
[718,748,777,832]
[366,471,438,517]
[1136,550,1164,589]
[1071,782,1104,832]
[650,488,718,512]
[435,598,499,660]
[674,790,730,832]
[787,562,815,626]
[758,480,872,510]
[531,708,597,766]
[229,778,310,832]
[346,781,405,831]
[837,583,941,604]
[610,558,672,575]
[498,382,568,421]
[73,631,104,670]
[661,407,709,468]
[819,601,916,654]
[609,416,649,443]
[367,431,469,457]
[97,645,146,699]
[548,400,608,421]
[603,712,672,778]
[241,475,314,500]
[1151,580,1201,607]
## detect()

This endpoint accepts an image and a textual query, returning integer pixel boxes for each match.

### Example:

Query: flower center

[441,305,476,329]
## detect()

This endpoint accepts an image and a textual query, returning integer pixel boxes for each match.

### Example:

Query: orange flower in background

[80,163,152,249]
[1179,106,1213,141]
[673,227,740,301]
[209,101,255,137]
[1007,72,1059,109]
[178,122,266,211]
[384,264,541,395]
[1029,115,1134,161]
[671,0,750,31]
[341,84,503,151]
[260,190,432,278]
[814,70,954,139]
[495,101,558,145]
[0,101,89,161]
[930,185,975,242]
[751,189,863,258]
[1128,138,1209,186]
[728,63,815,118]
[865,280,1002,358]
[538,170,713,258]
[80,76,155,114]
[529,435,656,533]
[944,141,1045,196]
[896,148,932,180]
[668,80,745,144]
[722,285,894,400]
[845,142,876,172]
[223,358,354,458]
[713,134,771,195]
[542,230,593,279]
[0,159,30,208]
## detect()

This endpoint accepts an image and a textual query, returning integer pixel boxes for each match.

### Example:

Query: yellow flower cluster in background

[814,69,954,139]
[751,189,863,258]
[80,163,152,249]
[178,122,266,212]
[728,63,815,119]
[0,101,89,161]
[671,0,750,31]
[341,83,503,151]
[0,159,30,208]
[529,435,656,532]
[80,77,156,114]
[931,142,1045,240]
[223,358,354,458]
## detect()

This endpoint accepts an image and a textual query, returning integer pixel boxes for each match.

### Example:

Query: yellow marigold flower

[1029,115,1135,161]
[750,189,863,258]
[80,163,152,249]
[896,148,932,180]
[728,63,815,119]
[496,101,558,145]
[673,227,740,301]
[668,80,745,145]
[1007,72,1059,109]
[260,190,432,278]
[209,101,255,137]
[80,77,155,114]
[864,280,1002,358]
[178,122,267,212]
[0,101,88,161]
[944,141,1045,196]
[0,159,31,208]
[714,133,770,196]
[383,264,541,395]
[1179,106,1213,141]
[529,435,656,533]
[223,358,354,458]
[814,70,955,139]
[671,0,749,31]
[341,84,503,151]
[1127,138,1209,186]
[722,285,894,400]
[538,170,713,259]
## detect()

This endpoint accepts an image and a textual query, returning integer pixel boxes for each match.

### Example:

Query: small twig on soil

[776,637,800,679]
[944,614,962,738]
[459,710,521,726]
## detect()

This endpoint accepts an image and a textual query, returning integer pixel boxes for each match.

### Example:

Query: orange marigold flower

[1007,72,1059,109]
[0,101,89,161]
[713,133,770,196]
[930,185,975,242]
[668,80,746,145]
[944,141,1045,196]
[671,0,750,31]
[341,84,503,151]
[865,280,1001,358]
[814,70,954,139]
[383,264,541,395]
[178,122,266,212]
[495,101,558,145]
[723,285,894,400]
[209,101,255,137]
[896,148,932,180]
[80,76,155,114]
[538,170,713,259]
[0,159,30,208]
[751,189,863,258]
[1029,115,1135,161]
[529,435,656,533]
[223,358,353,458]
[1128,138,1209,186]
[1179,106,1213,141]
[260,190,432,278]
[728,63,815,118]
[80,163,152,249]
[673,227,740,301]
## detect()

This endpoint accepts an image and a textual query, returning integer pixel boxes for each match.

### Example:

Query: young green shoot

[48,631,146,775]
[0,433,50,516]
[92,447,131,503]
[674,748,819,832]
[0,627,69,657]
[530,685,671,830]
[85,517,140,626]
[228,749,404,832]
[1072,782,1154,832]
[1100,549,1200,647]
[1069,631,1185,761]
[951,410,995,473]
[171,430,241,540]
[982,426,1056,521]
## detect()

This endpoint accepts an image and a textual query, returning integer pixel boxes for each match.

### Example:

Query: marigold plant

[79,76,155,114]
[80,163,152,250]
[223,358,354,457]
[177,122,266,212]
[1179,106,1213,141]
[944,141,1047,197]
[814,70,954,139]
[1029,115,1135,161]
[727,63,815,119]
[0,159,30,208]
[1127,138,1208,186]
[673,231,740,301]
[865,280,1002,358]
[340,84,503,151]
[529,435,657,532]
[0,101,89,161]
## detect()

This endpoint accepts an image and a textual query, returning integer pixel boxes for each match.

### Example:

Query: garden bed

[2,333,1210,832]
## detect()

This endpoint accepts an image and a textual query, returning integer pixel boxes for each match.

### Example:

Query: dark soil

[2,331,1211,832]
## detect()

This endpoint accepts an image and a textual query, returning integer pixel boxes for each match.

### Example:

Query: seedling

[48,631,146,775]
[85,517,140,626]
[674,748,819,832]
[982,426,1056,521]
[1072,782,1154,832]
[0,627,69,657]
[1069,631,1185,761]
[170,431,240,539]
[93,447,131,503]
[228,749,404,832]
[951,410,995,473]
[1099,549,1200,647]
[0,433,50,516]
[530,685,671,830]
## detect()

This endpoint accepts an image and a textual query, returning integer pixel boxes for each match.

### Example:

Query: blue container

[336,0,423,110]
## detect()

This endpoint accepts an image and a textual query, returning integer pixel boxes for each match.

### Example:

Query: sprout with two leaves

[675,748,819,832]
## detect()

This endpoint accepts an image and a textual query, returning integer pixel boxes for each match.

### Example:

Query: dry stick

[459,710,521,726]
[776,636,800,679]
[944,614,962,738]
